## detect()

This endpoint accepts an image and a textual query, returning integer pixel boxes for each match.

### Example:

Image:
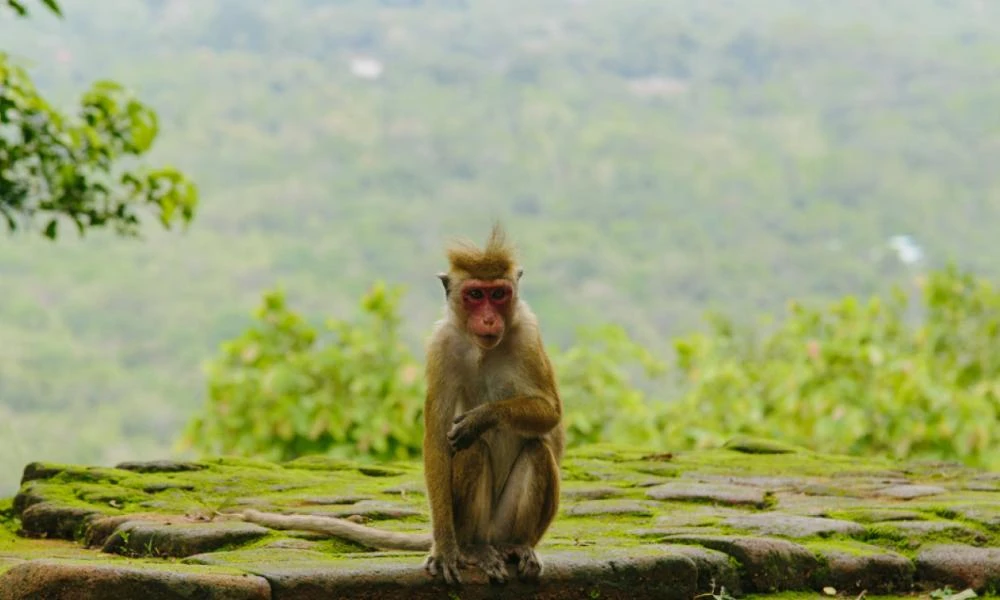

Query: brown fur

[240,224,563,587]
[423,223,563,584]
[444,222,519,281]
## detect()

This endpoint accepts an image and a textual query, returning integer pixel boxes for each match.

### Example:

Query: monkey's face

[459,279,514,350]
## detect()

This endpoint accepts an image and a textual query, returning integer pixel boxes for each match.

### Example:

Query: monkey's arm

[422,364,465,583]
[487,392,561,435]
[447,391,559,451]
[448,348,561,450]
[424,401,458,550]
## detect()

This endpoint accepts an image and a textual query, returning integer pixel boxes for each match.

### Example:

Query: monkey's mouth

[476,334,500,348]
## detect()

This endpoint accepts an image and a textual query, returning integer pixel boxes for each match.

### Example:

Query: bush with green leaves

[659,265,1000,469]
[182,283,426,461]
[186,266,999,470]
[184,289,666,461]
[1,0,197,238]
[551,324,667,449]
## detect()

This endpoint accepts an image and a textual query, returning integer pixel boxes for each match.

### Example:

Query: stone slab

[19,502,105,540]
[186,546,701,600]
[646,482,771,508]
[4,441,1000,598]
[871,520,989,544]
[292,500,422,520]
[560,486,624,500]
[0,559,271,600]
[102,519,273,558]
[564,499,654,517]
[296,496,372,506]
[952,503,1000,530]
[664,534,819,592]
[823,507,926,523]
[808,543,914,594]
[665,544,742,595]
[915,544,1000,592]
[116,460,208,474]
[722,513,865,538]
[877,484,949,500]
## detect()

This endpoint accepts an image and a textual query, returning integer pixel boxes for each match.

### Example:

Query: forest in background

[1,0,999,494]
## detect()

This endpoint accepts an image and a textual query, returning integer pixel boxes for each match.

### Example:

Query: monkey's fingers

[480,551,509,584]
[447,436,472,453]
[445,562,463,585]
[447,421,481,452]
[500,544,541,580]
[518,549,542,580]
[425,555,462,585]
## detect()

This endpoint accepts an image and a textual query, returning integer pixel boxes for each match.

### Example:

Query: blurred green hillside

[1,0,999,494]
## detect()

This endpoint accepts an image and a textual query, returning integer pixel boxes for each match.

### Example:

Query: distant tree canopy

[0,0,197,239]
[2,0,999,496]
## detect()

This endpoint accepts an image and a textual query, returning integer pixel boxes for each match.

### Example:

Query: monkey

[421,222,564,584]
[239,223,563,586]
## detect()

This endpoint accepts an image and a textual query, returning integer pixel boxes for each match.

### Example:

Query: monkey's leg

[490,439,559,579]
[451,440,507,582]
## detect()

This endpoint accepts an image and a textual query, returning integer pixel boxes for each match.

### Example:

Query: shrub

[661,265,1000,468]
[182,282,425,461]
[185,266,1000,470]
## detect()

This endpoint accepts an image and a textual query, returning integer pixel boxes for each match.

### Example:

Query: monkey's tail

[239,509,432,551]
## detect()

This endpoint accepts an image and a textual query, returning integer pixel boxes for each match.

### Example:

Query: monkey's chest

[462,365,515,407]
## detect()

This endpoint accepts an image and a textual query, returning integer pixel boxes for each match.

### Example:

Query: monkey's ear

[516,267,524,282]
[437,272,451,296]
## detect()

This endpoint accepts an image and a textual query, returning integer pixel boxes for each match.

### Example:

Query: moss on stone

[0,497,16,537]
[823,508,927,524]
[2,439,998,596]
[863,518,993,548]
[803,539,898,557]
[202,456,283,471]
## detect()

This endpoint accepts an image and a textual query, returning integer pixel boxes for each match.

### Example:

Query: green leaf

[39,0,61,16]
[42,219,57,239]
[6,1,27,16]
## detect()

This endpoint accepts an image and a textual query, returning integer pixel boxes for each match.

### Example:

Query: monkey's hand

[424,544,463,584]
[447,408,494,452]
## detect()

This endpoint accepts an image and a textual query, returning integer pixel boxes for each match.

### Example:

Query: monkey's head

[438,223,523,351]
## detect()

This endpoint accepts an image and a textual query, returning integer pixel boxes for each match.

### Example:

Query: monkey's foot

[423,551,462,585]
[460,544,508,583]
[497,544,542,580]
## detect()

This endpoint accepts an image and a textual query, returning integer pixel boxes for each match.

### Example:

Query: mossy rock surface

[1,440,999,599]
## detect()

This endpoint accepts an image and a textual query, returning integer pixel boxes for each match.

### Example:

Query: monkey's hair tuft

[446,222,518,280]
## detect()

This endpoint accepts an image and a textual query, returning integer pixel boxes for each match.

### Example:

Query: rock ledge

[2,443,998,598]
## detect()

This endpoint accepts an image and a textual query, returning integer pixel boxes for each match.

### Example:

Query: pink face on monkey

[460,279,513,349]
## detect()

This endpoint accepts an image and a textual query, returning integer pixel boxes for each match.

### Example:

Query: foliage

[2,0,1000,492]
[659,265,1000,469]
[550,324,667,449]
[185,287,673,462]
[4,0,60,18]
[187,267,1000,473]
[1,0,197,238]
[182,283,426,462]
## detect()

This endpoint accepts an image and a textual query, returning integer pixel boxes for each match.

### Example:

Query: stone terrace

[1,437,998,599]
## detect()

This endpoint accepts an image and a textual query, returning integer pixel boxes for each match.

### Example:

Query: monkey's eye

[467,289,484,300]
[490,288,507,301]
